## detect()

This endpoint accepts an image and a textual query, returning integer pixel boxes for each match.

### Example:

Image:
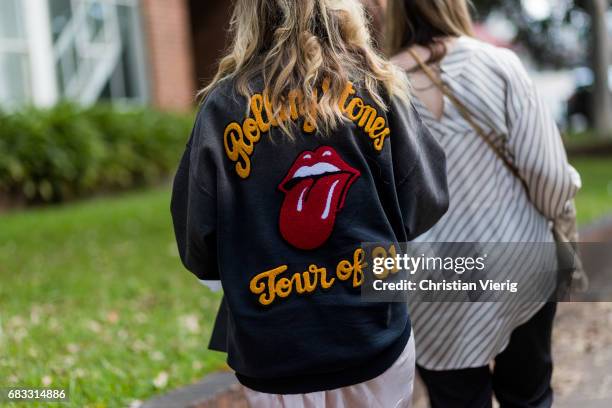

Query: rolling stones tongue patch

[278,146,361,250]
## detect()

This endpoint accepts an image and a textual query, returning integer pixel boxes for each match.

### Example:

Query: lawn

[0,158,610,407]
[570,158,612,225]
[0,187,225,408]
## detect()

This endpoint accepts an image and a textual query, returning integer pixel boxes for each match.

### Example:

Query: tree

[590,0,612,135]
[471,0,583,67]
[472,0,612,136]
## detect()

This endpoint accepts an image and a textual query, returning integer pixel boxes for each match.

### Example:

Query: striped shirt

[407,36,581,370]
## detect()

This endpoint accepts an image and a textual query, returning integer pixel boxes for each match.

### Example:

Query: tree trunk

[591,0,612,137]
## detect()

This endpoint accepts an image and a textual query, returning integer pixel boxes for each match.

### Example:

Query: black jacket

[171,79,449,394]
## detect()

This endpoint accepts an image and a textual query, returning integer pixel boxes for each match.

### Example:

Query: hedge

[0,103,193,205]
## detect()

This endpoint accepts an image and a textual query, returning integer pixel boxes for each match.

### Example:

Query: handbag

[406,48,586,299]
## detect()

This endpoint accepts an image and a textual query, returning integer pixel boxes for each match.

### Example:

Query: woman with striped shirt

[386,1,581,407]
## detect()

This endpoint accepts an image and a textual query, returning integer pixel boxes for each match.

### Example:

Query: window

[50,0,148,105]
[49,0,73,41]
[0,0,31,106]
[99,3,148,102]
[0,0,147,108]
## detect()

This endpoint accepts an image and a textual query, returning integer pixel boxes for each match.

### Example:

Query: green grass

[0,187,225,408]
[0,157,610,407]
[570,158,612,225]
[563,130,612,150]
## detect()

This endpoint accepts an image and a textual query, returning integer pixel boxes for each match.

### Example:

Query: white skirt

[243,333,415,408]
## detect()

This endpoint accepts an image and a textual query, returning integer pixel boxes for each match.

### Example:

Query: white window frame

[0,1,33,106]
[1,0,148,107]
[23,0,58,106]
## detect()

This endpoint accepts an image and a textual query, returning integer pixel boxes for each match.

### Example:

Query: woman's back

[400,36,570,244]
[171,76,450,392]
[396,36,580,370]
[386,1,580,404]
[171,0,454,397]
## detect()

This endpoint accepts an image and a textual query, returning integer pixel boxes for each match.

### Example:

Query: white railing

[53,0,123,104]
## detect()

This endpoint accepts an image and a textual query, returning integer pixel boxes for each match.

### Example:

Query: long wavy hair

[386,0,474,63]
[200,0,410,135]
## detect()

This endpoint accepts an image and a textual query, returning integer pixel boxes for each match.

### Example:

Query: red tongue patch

[278,147,360,250]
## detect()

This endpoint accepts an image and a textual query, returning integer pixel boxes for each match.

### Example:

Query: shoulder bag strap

[406,48,529,194]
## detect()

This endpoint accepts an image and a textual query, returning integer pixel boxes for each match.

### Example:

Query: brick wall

[140,0,195,111]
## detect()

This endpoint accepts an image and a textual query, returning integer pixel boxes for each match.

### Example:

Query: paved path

[406,303,612,408]
[552,303,612,408]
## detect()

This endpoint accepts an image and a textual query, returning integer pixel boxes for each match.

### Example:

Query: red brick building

[139,0,232,110]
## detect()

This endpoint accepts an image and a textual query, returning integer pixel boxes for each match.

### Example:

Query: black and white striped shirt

[407,36,580,369]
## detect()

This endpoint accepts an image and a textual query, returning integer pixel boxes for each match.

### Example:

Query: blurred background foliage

[0,105,191,205]
[471,0,612,136]
[474,0,589,66]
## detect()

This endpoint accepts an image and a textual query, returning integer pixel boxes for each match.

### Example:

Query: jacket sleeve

[170,112,219,283]
[389,98,450,240]
[503,51,581,219]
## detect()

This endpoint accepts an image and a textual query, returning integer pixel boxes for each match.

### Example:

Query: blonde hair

[201,0,409,135]
[386,0,474,61]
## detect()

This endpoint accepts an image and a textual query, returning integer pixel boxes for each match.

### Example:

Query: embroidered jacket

[170,78,449,394]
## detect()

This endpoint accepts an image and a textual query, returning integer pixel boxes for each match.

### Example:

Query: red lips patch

[278,146,361,250]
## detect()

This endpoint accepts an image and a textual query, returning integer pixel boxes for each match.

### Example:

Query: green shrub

[0,103,193,204]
